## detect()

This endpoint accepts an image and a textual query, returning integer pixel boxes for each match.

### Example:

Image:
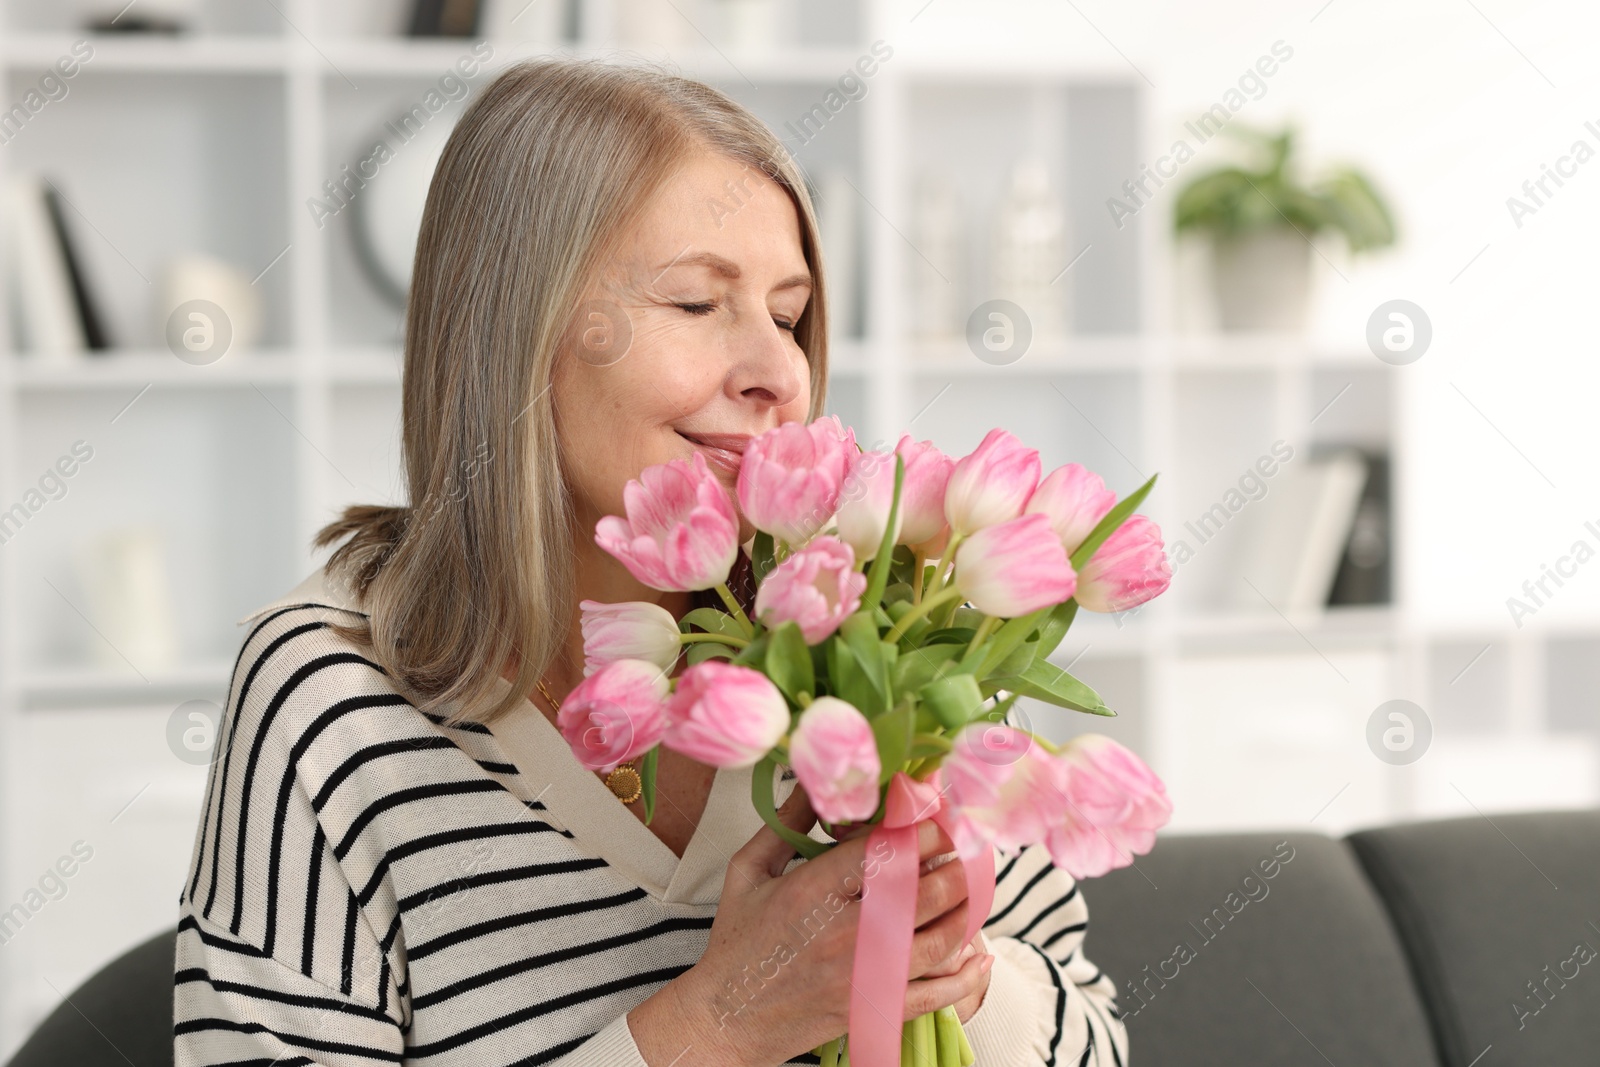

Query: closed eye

[674,301,717,316]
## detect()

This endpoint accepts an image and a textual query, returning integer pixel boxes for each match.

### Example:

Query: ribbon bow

[848,771,996,1066]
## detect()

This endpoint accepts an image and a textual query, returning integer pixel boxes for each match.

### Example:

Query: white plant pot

[1209,228,1314,332]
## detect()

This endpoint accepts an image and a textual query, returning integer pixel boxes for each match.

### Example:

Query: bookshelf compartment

[2,69,291,352]
[906,370,1144,495]
[9,387,299,674]
[1425,639,1511,734]
[1543,635,1600,734]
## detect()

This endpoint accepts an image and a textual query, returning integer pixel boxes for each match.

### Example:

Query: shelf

[18,659,234,708]
[7,350,299,388]
[4,33,288,73]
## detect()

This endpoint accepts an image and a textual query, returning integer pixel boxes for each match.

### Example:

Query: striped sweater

[174,567,1129,1066]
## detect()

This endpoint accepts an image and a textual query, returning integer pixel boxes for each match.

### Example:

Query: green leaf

[1030,600,1079,662]
[752,531,777,584]
[989,636,1038,678]
[1070,474,1158,572]
[680,607,748,641]
[920,672,985,730]
[751,755,831,858]
[882,581,915,606]
[640,746,659,825]
[870,702,915,784]
[988,659,1113,715]
[685,641,736,666]
[840,613,891,704]
[859,453,906,613]
[766,621,814,705]
[921,626,977,646]
[731,631,771,667]
[893,641,964,693]
[826,635,883,716]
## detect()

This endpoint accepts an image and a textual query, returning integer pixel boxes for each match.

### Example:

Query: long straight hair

[315,58,831,725]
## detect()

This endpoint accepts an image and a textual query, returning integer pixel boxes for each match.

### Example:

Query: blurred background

[0,0,1597,1054]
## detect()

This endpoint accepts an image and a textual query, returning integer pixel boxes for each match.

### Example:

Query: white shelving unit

[0,0,1596,1055]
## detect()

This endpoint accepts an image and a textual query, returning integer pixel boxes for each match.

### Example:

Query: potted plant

[1174,125,1396,331]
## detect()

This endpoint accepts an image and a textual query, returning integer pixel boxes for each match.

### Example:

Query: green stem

[678,631,749,648]
[713,582,753,635]
[911,548,927,605]
[962,615,1000,660]
[935,1006,961,1067]
[927,531,966,600]
[884,585,965,644]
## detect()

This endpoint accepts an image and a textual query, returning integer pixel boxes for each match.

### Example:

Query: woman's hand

[633,785,993,1066]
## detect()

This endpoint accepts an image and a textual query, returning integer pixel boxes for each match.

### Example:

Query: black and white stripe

[175,600,1127,1066]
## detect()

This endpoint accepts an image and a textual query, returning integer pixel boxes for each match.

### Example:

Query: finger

[904,951,993,1021]
[730,779,818,883]
[911,855,969,929]
[917,819,956,862]
[919,938,978,980]
[907,896,970,979]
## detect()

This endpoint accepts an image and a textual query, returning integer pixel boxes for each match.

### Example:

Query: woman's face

[555,150,815,545]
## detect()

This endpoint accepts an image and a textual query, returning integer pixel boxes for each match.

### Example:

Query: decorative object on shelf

[574,419,1175,1066]
[84,0,197,33]
[73,526,180,673]
[1230,447,1368,613]
[1174,125,1396,332]
[480,0,568,44]
[910,174,964,342]
[3,173,88,360]
[353,112,459,306]
[408,0,484,37]
[613,0,702,50]
[1327,448,1391,606]
[714,0,783,51]
[990,160,1067,341]
[815,170,861,340]
[156,254,262,355]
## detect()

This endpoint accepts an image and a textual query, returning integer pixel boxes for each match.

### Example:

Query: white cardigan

[173,566,1129,1066]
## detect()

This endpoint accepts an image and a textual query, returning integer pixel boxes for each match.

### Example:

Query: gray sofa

[8,809,1598,1066]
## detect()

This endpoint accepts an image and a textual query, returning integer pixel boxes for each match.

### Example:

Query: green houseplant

[1174,124,1396,331]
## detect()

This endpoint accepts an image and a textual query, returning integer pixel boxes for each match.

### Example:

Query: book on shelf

[1231,447,1369,614]
[41,179,111,351]
[1326,449,1391,607]
[408,0,484,36]
[3,173,89,360]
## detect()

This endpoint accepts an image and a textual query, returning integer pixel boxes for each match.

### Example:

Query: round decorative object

[604,763,643,804]
[351,111,458,307]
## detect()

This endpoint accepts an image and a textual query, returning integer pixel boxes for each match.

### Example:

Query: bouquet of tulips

[560,417,1174,1067]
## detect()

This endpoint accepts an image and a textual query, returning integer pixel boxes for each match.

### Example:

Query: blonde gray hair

[315,58,831,725]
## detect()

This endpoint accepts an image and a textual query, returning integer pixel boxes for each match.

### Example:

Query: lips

[677,430,750,477]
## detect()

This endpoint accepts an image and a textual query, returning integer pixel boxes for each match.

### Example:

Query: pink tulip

[788,696,882,823]
[1075,515,1173,613]
[944,428,1040,536]
[832,450,903,561]
[893,435,955,552]
[556,659,670,774]
[933,723,1067,861]
[662,661,790,768]
[579,599,682,677]
[1025,464,1117,557]
[1043,734,1171,879]
[954,513,1077,617]
[594,451,739,592]
[753,536,865,644]
[737,415,857,547]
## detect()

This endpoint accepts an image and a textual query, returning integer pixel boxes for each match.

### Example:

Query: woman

[174,59,1128,1066]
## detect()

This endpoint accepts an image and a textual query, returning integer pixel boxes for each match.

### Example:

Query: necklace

[535,675,642,804]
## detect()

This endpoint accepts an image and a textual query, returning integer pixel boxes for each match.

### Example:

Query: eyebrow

[654,250,813,292]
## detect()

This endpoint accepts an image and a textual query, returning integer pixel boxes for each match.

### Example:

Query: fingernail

[979,954,995,973]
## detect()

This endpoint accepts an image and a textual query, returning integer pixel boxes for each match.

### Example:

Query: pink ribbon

[847,771,996,1066]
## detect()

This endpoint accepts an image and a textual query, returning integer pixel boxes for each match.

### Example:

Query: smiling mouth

[677,430,749,476]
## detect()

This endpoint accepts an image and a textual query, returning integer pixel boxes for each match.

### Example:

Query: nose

[726,314,807,410]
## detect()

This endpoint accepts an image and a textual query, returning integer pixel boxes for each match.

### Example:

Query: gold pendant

[605,763,642,804]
